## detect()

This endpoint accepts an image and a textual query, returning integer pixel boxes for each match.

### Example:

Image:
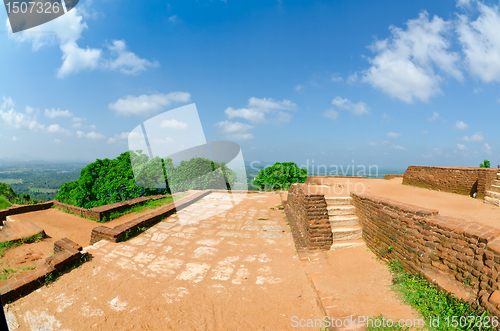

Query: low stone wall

[0,201,54,222]
[284,183,332,250]
[352,192,500,316]
[53,194,169,221]
[384,174,404,180]
[0,238,86,303]
[403,166,497,199]
[89,190,212,245]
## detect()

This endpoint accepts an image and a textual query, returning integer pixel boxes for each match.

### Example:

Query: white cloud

[347,72,358,84]
[2,97,15,109]
[160,119,188,129]
[107,132,131,144]
[391,145,406,150]
[216,120,254,140]
[331,97,369,115]
[55,139,61,143]
[457,0,472,8]
[323,110,339,120]
[427,111,439,121]
[457,2,500,82]
[422,130,429,134]
[45,108,72,119]
[473,87,482,94]
[11,136,18,142]
[7,9,157,78]
[457,143,468,150]
[367,141,378,146]
[47,124,70,135]
[224,97,296,124]
[76,130,105,139]
[461,131,484,142]
[362,12,462,103]
[294,84,304,91]
[0,108,44,131]
[25,106,35,114]
[455,120,469,130]
[109,92,191,116]
[168,15,179,23]
[484,142,492,154]
[386,132,401,139]
[106,40,159,75]
[331,75,343,82]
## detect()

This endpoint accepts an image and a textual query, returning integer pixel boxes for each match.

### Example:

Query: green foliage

[480,160,491,168]
[56,151,236,208]
[0,196,12,209]
[253,162,307,190]
[387,259,490,331]
[0,182,18,201]
[164,157,236,193]
[1,265,37,281]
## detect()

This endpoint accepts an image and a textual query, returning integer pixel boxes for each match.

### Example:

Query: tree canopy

[56,151,236,208]
[0,182,18,201]
[253,162,307,190]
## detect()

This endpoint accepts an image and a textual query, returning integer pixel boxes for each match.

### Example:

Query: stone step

[329,215,359,227]
[329,238,365,250]
[491,185,500,193]
[485,196,500,207]
[486,190,500,200]
[327,205,355,216]
[494,179,500,187]
[325,196,352,206]
[0,218,45,243]
[331,225,362,241]
[497,173,500,180]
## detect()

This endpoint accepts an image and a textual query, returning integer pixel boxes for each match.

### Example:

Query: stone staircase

[325,196,364,250]
[485,172,500,207]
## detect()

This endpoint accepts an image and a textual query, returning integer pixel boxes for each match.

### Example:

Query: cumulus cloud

[107,132,130,144]
[168,15,179,23]
[387,131,401,139]
[362,12,462,103]
[461,131,484,142]
[455,120,469,130]
[160,119,188,129]
[7,7,157,78]
[331,97,369,115]
[391,145,406,150]
[224,97,297,124]
[45,108,72,119]
[109,92,191,116]
[323,110,339,120]
[106,40,159,75]
[47,124,71,135]
[216,120,253,140]
[294,84,304,91]
[457,143,468,150]
[76,130,106,139]
[367,141,378,146]
[457,2,500,82]
[347,72,358,84]
[484,142,492,153]
[422,130,429,134]
[0,108,44,131]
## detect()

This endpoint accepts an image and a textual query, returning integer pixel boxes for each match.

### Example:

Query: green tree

[0,182,19,202]
[480,159,491,168]
[253,162,307,190]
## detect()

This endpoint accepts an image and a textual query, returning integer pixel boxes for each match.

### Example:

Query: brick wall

[403,166,498,199]
[384,174,404,180]
[352,192,500,316]
[0,238,86,303]
[89,190,211,245]
[285,183,332,250]
[0,201,54,221]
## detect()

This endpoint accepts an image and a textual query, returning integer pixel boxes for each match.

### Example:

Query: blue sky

[0,0,499,170]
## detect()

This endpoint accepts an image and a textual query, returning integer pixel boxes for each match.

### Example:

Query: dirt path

[4,192,323,330]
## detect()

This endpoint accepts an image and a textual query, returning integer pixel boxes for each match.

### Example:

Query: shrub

[480,160,491,168]
[253,162,307,190]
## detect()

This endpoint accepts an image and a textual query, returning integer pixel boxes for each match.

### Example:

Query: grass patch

[0,232,44,257]
[0,195,12,209]
[258,217,269,220]
[101,194,187,222]
[372,259,492,331]
[1,265,37,281]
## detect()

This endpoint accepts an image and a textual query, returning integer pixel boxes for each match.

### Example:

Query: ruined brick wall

[384,174,404,180]
[0,201,54,221]
[403,166,497,199]
[352,192,500,316]
[285,184,332,250]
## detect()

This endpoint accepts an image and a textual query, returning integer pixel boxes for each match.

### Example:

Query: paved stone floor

[4,192,323,330]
